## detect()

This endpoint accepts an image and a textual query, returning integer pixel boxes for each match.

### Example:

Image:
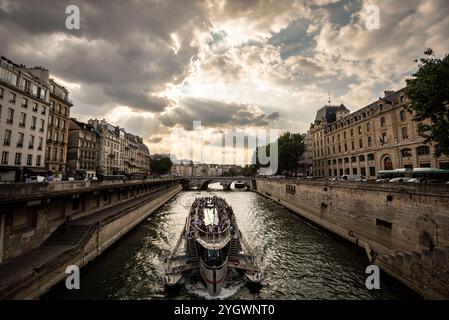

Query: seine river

[45,184,419,300]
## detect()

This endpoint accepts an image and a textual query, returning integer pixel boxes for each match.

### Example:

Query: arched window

[417,146,430,156]
[383,157,393,170]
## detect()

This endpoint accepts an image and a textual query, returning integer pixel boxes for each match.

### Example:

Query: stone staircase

[43,224,93,247]
[377,246,449,299]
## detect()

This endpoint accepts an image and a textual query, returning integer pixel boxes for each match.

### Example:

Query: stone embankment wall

[254,179,449,299]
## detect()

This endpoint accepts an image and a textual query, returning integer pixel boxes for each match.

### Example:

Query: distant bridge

[180,176,252,190]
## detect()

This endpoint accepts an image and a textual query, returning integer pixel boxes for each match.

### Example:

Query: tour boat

[164,196,262,296]
[234,181,246,189]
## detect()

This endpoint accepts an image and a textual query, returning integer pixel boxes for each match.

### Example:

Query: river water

[44,184,419,300]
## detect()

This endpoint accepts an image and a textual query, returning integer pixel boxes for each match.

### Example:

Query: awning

[24,167,50,175]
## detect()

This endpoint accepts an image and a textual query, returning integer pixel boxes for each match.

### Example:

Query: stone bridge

[181,176,252,190]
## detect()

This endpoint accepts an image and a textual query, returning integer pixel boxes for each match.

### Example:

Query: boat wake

[185,279,247,300]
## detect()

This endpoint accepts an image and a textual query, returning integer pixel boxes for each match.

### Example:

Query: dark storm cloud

[159,97,278,130]
[0,0,210,113]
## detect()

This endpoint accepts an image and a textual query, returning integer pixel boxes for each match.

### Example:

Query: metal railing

[195,225,231,244]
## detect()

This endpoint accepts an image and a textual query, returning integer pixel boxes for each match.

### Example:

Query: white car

[389,177,411,183]
[406,178,421,183]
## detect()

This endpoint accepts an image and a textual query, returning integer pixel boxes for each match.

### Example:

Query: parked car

[342,175,366,182]
[406,178,422,183]
[389,177,412,183]
[26,176,47,183]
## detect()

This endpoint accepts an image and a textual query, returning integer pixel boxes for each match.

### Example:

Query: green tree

[150,157,172,176]
[252,132,305,175]
[405,49,449,156]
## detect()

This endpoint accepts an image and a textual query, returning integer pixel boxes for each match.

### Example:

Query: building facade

[67,118,99,179]
[45,79,72,177]
[88,119,150,176]
[88,119,121,175]
[310,89,449,179]
[125,133,151,175]
[0,57,50,182]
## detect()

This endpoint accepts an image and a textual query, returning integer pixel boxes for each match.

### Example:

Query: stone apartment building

[88,119,150,176]
[125,133,151,175]
[67,118,99,179]
[88,119,122,176]
[45,79,72,177]
[0,57,50,182]
[310,88,449,178]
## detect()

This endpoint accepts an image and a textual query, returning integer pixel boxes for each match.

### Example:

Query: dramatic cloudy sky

[1,0,448,163]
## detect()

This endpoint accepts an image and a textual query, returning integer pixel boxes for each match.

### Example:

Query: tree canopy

[251,132,305,175]
[150,157,172,176]
[405,49,449,156]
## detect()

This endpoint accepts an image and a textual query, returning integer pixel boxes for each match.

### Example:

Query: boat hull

[200,261,228,296]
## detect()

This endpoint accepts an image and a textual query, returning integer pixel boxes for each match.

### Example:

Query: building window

[4,129,11,146]
[40,119,45,132]
[19,112,26,127]
[28,135,35,149]
[31,116,36,130]
[32,102,38,112]
[369,167,376,177]
[41,106,46,115]
[59,148,64,162]
[27,154,33,166]
[401,148,412,158]
[351,141,355,150]
[367,136,372,148]
[38,137,43,150]
[1,151,8,165]
[0,87,4,99]
[380,117,386,127]
[359,139,363,149]
[45,147,51,161]
[401,127,409,140]
[381,132,387,144]
[17,133,24,148]
[359,155,365,162]
[15,153,22,165]
[400,110,406,122]
[6,108,14,124]
[383,157,393,170]
[417,146,430,156]
[366,122,371,132]
[9,92,16,104]
[36,155,41,166]
[21,97,28,108]
[358,126,362,135]
[52,148,57,161]
[368,154,375,161]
